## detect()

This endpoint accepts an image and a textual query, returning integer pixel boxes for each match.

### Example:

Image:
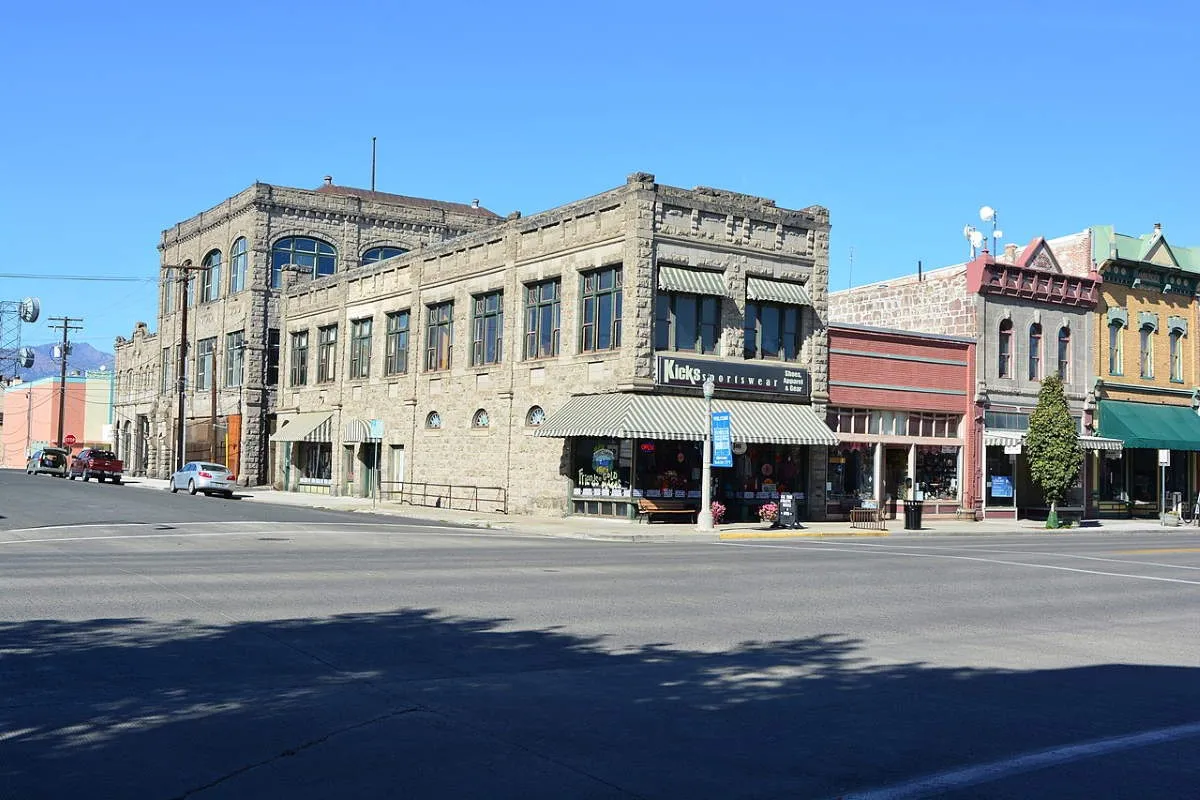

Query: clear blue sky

[2,0,1196,353]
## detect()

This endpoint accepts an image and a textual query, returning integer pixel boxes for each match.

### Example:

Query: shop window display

[915,445,959,501]
[634,441,702,500]
[985,448,1015,507]
[572,438,633,500]
[827,443,874,511]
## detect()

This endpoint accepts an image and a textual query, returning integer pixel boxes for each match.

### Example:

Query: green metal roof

[1092,226,1200,273]
[1096,400,1200,450]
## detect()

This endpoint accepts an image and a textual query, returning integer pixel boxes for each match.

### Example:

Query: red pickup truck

[68,448,124,484]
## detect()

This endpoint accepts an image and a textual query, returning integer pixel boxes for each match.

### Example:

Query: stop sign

[64,434,77,446]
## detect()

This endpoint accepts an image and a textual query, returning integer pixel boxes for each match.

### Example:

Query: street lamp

[697,375,715,531]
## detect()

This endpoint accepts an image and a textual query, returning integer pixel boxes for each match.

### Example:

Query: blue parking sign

[711,412,733,467]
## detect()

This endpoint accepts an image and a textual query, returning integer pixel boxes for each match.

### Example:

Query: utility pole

[210,350,218,462]
[48,316,83,448]
[162,263,209,471]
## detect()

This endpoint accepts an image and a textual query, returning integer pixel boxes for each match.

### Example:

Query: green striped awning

[270,412,333,443]
[658,265,725,296]
[746,276,811,306]
[535,393,837,445]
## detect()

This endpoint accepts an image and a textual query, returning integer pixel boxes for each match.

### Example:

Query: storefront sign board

[1159,449,1171,466]
[711,411,733,467]
[991,475,1013,498]
[656,355,809,397]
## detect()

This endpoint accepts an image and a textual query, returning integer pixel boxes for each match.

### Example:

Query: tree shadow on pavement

[1,611,1196,799]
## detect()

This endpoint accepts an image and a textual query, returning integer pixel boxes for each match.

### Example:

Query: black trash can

[903,499,923,530]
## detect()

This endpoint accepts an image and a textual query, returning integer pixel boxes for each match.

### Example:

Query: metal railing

[380,481,508,514]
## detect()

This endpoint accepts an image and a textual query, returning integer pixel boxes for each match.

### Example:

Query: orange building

[2,373,113,468]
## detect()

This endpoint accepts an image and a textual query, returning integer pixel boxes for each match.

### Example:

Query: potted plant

[758,501,779,528]
[711,501,726,526]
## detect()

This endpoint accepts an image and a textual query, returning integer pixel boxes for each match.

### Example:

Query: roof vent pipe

[471,198,480,209]
[324,175,333,186]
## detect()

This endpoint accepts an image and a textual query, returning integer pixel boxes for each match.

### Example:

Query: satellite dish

[994,229,1004,240]
[19,297,40,323]
[18,347,34,369]
[962,225,974,239]
[979,206,996,223]
[969,230,985,249]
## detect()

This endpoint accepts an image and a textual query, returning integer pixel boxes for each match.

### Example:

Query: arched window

[1170,328,1184,382]
[1140,324,1155,379]
[1057,327,1070,381]
[526,405,546,427]
[1108,319,1124,375]
[425,411,442,429]
[200,250,221,303]
[1028,323,1042,380]
[229,237,247,293]
[998,319,1013,378]
[472,409,490,428]
[362,246,408,265]
[271,237,337,288]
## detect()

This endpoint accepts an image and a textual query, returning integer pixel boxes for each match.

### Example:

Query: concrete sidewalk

[118,476,1186,542]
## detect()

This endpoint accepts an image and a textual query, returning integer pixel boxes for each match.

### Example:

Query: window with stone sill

[526,405,546,427]
[200,250,221,303]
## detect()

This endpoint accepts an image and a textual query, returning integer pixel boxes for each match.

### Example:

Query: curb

[718,530,891,540]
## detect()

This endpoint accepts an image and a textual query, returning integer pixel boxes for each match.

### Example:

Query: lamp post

[697,376,715,531]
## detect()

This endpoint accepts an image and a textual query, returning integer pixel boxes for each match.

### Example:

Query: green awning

[746,276,811,306]
[658,265,725,296]
[1096,400,1200,450]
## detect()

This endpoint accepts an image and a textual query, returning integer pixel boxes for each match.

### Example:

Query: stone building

[113,179,502,483]
[830,234,1120,520]
[112,322,158,475]
[274,173,836,519]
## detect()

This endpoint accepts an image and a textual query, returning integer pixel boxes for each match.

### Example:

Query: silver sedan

[169,462,235,498]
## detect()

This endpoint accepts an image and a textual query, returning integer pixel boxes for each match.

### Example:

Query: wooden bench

[638,497,697,524]
[955,507,978,521]
[849,507,886,531]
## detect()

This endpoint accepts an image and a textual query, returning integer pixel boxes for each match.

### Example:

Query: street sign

[711,411,733,468]
[64,434,77,446]
[1158,449,1171,467]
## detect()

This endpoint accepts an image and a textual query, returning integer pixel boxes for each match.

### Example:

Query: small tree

[1025,374,1083,528]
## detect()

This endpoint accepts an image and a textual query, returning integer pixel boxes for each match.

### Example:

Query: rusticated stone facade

[113,179,501,483]
[111,322,159,475]
[279,173,832,516]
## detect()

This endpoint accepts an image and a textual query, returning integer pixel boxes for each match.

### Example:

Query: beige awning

[746,276,812,306]
[343,418,382,443]
[983,430,1123,452]
[658,265,725,296]
[535,393,837,446]
[270,412,333,443]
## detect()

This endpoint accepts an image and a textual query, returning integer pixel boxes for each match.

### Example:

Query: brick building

[274,173,836,519]
[831,234,1120,519]
[826,324,976,520]
[2,370,114,468]
[113,179,502,484]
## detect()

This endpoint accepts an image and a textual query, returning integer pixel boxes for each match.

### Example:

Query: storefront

[270,411,334,494]
[539,358,836,520]
[1094,399,1200,518]
[982,428,1122,519]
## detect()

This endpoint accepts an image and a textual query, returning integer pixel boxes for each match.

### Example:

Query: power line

[0,273,155,282]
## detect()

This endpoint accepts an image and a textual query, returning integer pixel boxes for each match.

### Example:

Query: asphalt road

[2,470,1198,799]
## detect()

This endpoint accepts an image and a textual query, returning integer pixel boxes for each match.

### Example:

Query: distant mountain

[10,342,114,382]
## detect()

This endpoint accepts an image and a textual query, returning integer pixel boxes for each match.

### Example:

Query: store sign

[1158,449,1171,467]
[655,355,809,397]
[711,412,733,467]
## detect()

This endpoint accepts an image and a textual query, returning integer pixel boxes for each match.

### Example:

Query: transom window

[524,279,561,359]
[271,237,336,288]
[225,330,245,387]
[425,301,453,371]
[385,310,410,375]
[743,302,800,361]
[289,331,309,386]
[362,246,408,265]
[526,405,546,427]
[200,250,221,303]
[229,237,248,294]
[825,407,961,438]
[998,319,1013,378]
[350,318,372,379]
[656,292,721,354]
[580,266,622,352]
[425,411,442,429]
[472,409,490,428]
[317,324,338,383]
[472,291,504,366]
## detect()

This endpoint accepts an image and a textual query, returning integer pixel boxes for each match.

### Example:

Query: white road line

[717,541,1200,585]
[838,720,1200,799]
[812,539,1200,572]
[0,525,515,546]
